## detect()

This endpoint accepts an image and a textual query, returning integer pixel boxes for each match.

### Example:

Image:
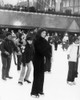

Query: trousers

[1,55,12,78]
[19,61,32,82]
[67,61,77,82]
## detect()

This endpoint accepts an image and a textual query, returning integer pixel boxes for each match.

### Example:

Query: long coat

[31,36,52,95]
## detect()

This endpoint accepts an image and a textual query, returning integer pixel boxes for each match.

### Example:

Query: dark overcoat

[21,42,34,66]
[31,36,52,95]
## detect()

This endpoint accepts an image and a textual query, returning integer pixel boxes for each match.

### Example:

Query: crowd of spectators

[0,27,80,46]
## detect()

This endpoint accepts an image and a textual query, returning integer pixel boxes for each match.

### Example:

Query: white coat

[67,43,79,62]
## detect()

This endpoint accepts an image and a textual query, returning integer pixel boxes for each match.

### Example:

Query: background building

[8,0,80,14]
[35,0,56,11]
[0,0,4,6]
[16,0,56,11]
[61,0,80,14]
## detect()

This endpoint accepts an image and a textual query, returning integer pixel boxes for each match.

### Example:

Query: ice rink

[0,44,80,100]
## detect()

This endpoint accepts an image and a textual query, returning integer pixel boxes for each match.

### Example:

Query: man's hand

[17,51,22,55]
[5,51,10,56]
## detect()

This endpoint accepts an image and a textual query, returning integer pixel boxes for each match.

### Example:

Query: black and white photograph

[0,0,80,100]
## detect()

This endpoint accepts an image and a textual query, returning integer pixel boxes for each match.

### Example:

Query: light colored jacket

[67,43,79,62]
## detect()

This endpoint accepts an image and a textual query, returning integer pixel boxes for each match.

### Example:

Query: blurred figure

[0,33,20,80]
[62,32,69,50]
[53,32,59,50]
[16,29,23,71]
[44,33,52,72]
[67,38,80,85]
[2,28,10,38]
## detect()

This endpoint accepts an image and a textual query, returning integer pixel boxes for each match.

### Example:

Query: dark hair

[36,28,47,38]
[73,37,78,42]
[6,32,11,37]
[27,36,33,41]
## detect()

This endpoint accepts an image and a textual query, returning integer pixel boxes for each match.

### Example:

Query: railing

[0,5,80,18]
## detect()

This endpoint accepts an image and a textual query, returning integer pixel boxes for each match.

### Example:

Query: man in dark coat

[31,29,52,97]
[18,36,34,85]
[44,34,52,72]
[53,32,59,50]
[1,33,19,80]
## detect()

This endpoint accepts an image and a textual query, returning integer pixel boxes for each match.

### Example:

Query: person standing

[1,33,19,80]
[62,33,69,50]
[44,33,52,72]
[67,38,80,85]
[31,29,52,97]
[18,36,34,85]
[53,32,59,50]
[16,29,23,71]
